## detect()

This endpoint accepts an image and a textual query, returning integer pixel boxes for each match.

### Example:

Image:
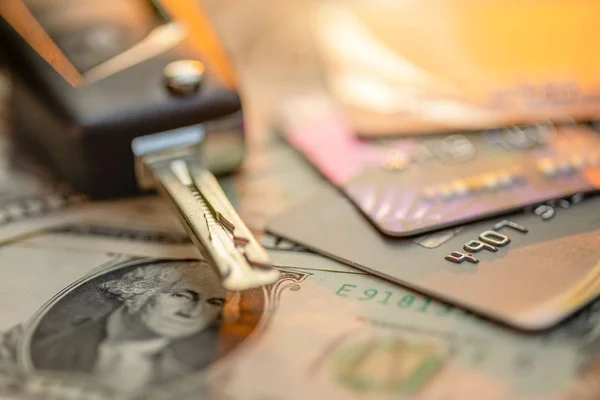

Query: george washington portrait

[28,258,227,392]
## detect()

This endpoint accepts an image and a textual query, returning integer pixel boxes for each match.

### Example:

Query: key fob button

[163,60,205,96]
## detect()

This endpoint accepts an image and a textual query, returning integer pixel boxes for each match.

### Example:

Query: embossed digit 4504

[444,220,528,264]
[444,194,585,264]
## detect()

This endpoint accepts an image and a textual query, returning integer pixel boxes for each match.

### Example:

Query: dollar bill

[0,233,306,400]
[0,230,599,400]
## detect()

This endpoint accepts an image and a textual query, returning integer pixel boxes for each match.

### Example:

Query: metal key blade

[132,126,279,291]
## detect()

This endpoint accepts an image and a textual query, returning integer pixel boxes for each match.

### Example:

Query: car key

[0,0,280,290]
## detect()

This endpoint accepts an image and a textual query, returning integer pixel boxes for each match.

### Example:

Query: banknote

[0,228,600,400]
[0,234,309,399]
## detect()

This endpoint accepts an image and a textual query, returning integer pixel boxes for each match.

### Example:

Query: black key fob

[0,0,245,198]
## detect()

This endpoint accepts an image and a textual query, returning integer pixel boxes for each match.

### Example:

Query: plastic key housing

[0,0,245,198]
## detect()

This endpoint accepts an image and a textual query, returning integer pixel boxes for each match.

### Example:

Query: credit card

[268,186,600,331]
[281,95,600,237]
[313,1,600,136]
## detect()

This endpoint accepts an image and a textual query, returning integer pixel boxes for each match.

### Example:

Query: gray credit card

[268,187,600,331]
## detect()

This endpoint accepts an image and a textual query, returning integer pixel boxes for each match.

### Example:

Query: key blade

[190,167,270,264]
[171,158,270,264]
[155,159,279,290]
[133,126,278,291]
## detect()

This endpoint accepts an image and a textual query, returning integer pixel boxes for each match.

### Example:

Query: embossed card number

[445,224,523,264]
[443,194,583,264]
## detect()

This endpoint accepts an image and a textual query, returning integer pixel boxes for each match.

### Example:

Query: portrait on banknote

[27,259,225,392]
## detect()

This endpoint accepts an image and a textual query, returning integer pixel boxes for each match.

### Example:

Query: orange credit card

[312,1,600,137]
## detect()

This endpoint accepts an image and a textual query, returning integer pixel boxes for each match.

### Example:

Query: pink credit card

[280,94,600,237]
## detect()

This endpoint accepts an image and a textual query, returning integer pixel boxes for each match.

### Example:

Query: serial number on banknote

[335,283,472,318]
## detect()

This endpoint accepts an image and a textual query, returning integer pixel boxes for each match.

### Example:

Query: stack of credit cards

[268,94,600,331]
